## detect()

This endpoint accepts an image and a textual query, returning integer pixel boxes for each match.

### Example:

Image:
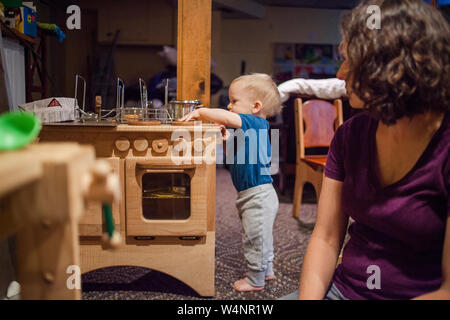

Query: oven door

[125,159,207,236]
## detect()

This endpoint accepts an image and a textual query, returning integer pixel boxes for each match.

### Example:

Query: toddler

[180,73,282,292]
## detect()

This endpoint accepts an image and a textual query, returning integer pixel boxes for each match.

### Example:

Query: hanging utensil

[164,78,169,108]
[139,78,149,120]
[75,74,98,122]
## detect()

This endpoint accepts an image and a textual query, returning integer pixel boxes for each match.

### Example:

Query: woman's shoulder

[343,111,374,127]
[335,111,375,140]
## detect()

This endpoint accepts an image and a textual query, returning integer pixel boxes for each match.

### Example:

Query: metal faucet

[75,74,99,122]
[74,74,87,117]
[165,78,169,107]
[116,78,125,122]
[139,78,149,119]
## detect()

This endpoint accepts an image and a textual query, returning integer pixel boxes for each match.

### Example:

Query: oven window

[141,172,190,220]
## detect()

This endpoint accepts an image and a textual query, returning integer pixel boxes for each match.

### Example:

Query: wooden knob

[193,139,205,152]
[152,138,168,153]
[95,96,102,107]
[95,96,102,116]
[115,137,130,152]
[172,138,187,156]
[41,219,52,228]
[43,271,55,283]
[101,232,122,250]
[91,160,110,180]
[133,138,148,152]
[83,160,121,203]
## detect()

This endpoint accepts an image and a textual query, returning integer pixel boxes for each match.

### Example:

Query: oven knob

[133,138,148,152]
[152,138,168,153]
[173,138,187,156]
[115,137,130,152]
[193,138,205,152]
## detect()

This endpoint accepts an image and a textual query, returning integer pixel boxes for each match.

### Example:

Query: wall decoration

[273,43,342,83]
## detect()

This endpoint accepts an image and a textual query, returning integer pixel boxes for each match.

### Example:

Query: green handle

[102,203,114,238]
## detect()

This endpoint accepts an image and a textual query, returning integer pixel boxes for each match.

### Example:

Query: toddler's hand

[179,109,201,122]
[216,124,231,141]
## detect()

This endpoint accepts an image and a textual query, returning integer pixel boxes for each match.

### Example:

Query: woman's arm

[413,217,450,300]
[298,176,348,299]
[180,108,242,129]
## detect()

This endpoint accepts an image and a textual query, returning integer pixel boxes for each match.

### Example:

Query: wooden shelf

[1,24,38,45]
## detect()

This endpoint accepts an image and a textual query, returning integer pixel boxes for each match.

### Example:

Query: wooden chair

[292,98,343,219]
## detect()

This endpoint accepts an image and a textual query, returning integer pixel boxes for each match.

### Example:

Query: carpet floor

[82,168,317,300]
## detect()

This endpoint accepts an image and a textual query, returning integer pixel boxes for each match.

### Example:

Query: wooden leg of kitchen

[80,232,216,297]
[15,218,81,299]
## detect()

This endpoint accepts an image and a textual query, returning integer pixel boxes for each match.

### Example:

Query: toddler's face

[227,82,255,114]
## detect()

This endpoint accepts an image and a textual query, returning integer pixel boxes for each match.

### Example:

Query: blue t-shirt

[227,114,273,192]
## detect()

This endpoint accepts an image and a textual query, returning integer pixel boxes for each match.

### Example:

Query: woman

[298,0,450,300]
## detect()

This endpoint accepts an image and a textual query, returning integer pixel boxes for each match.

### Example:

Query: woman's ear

[252,101,263,114]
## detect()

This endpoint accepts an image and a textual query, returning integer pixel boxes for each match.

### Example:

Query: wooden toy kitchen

[38,0,218,297]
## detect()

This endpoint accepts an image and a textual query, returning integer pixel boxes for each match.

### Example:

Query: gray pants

[236,183,279,287]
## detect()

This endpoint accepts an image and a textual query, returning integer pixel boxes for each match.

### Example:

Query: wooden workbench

[0,143,96,299]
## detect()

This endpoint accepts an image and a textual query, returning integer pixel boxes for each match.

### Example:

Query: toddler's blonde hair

[231,73,282,117]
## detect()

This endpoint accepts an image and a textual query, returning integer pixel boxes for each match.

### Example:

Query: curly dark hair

[341,0,450,125]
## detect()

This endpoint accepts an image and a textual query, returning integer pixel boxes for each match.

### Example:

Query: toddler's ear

[252,101,263,114]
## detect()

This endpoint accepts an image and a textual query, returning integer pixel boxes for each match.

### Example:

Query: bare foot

[243,272,276,281]
[233,279,264,292]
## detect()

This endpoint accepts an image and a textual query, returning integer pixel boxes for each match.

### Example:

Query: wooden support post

[177,0,212,106]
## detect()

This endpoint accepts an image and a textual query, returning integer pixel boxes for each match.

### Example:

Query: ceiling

[214,0,358,19]
[254,0,359,10]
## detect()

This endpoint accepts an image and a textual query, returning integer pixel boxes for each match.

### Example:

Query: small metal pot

[168,100,205,121]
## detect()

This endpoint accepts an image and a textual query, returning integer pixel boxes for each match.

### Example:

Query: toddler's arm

[180,108,242,129]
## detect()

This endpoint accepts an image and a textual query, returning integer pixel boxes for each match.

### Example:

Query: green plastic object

[0,111,41,151]
[2,0,23,8]
[37,23,57,31]
[102,203,115,238]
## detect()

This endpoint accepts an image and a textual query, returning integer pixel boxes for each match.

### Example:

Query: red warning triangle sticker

[48,99,62,107]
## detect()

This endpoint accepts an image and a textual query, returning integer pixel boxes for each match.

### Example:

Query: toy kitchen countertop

[42,121,219,130]
[39,122,220,159]
[43,120,118,127]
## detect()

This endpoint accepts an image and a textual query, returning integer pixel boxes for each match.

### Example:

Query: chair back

[295,98,343,159]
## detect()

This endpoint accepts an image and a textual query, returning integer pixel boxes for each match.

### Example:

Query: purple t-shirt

[325,111,449,300]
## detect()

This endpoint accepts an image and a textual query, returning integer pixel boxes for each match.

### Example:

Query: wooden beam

[213,0,265,19]
[177,0,212,106]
